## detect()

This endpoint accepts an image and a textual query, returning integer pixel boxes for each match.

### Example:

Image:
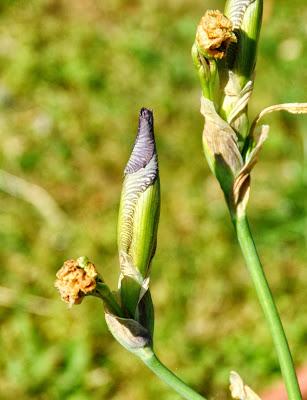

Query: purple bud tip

[139,107,153,124]
[124,107,157,175]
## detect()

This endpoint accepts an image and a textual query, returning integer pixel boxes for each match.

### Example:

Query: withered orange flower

[55,259,98,306]
[196,10,236,59]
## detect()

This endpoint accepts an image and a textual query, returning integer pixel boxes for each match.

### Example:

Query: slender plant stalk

[95,282,124,318]
[233,213,302,400]
[139,347,206,400]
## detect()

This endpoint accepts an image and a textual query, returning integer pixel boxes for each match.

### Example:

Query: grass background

[0,0,306,399]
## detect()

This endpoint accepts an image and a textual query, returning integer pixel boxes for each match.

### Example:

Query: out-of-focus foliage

[0,0,306,399]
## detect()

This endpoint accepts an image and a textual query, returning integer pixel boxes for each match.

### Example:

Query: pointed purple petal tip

[124,107,157,175]
[139,107,153,123]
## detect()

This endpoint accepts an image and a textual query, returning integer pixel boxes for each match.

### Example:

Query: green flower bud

[217,0,263,142]
[118,108,160,318]
[224,0,263,85]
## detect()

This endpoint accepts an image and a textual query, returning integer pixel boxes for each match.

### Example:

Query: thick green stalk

[139,347,206,400]
[233,214,302,400]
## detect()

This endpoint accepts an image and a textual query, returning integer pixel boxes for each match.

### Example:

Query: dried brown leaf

[252,103,307,128]
[230,371,262,400]
[201,97,243,176]
[232,125,269,216]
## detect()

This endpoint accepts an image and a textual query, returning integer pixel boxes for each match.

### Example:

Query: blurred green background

[0,0,306,399]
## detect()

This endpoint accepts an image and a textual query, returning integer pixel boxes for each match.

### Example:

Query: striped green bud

[224,0,263,86]
[220,0,263,142]
[118,108,160,318]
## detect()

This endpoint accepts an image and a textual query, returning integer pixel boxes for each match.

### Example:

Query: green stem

[139,347,206,400]
[95,282,124,317]
[233,214,302,400]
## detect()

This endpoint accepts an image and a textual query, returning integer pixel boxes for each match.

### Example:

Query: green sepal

[130,178,160,277]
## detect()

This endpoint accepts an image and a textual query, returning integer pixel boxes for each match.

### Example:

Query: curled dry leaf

[233,102,307,216]
[225,77,254,125]
[232,125,269,217]
[201,96,243,177]
[252,102,307,130]
[230,371,262,400]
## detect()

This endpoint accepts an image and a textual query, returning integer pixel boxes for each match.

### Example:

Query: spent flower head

[55,257,98,306]
[196,10,236,60]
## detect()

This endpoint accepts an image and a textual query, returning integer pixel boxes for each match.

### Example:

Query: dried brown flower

[196,10,236,59]
[55,258,98,306]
